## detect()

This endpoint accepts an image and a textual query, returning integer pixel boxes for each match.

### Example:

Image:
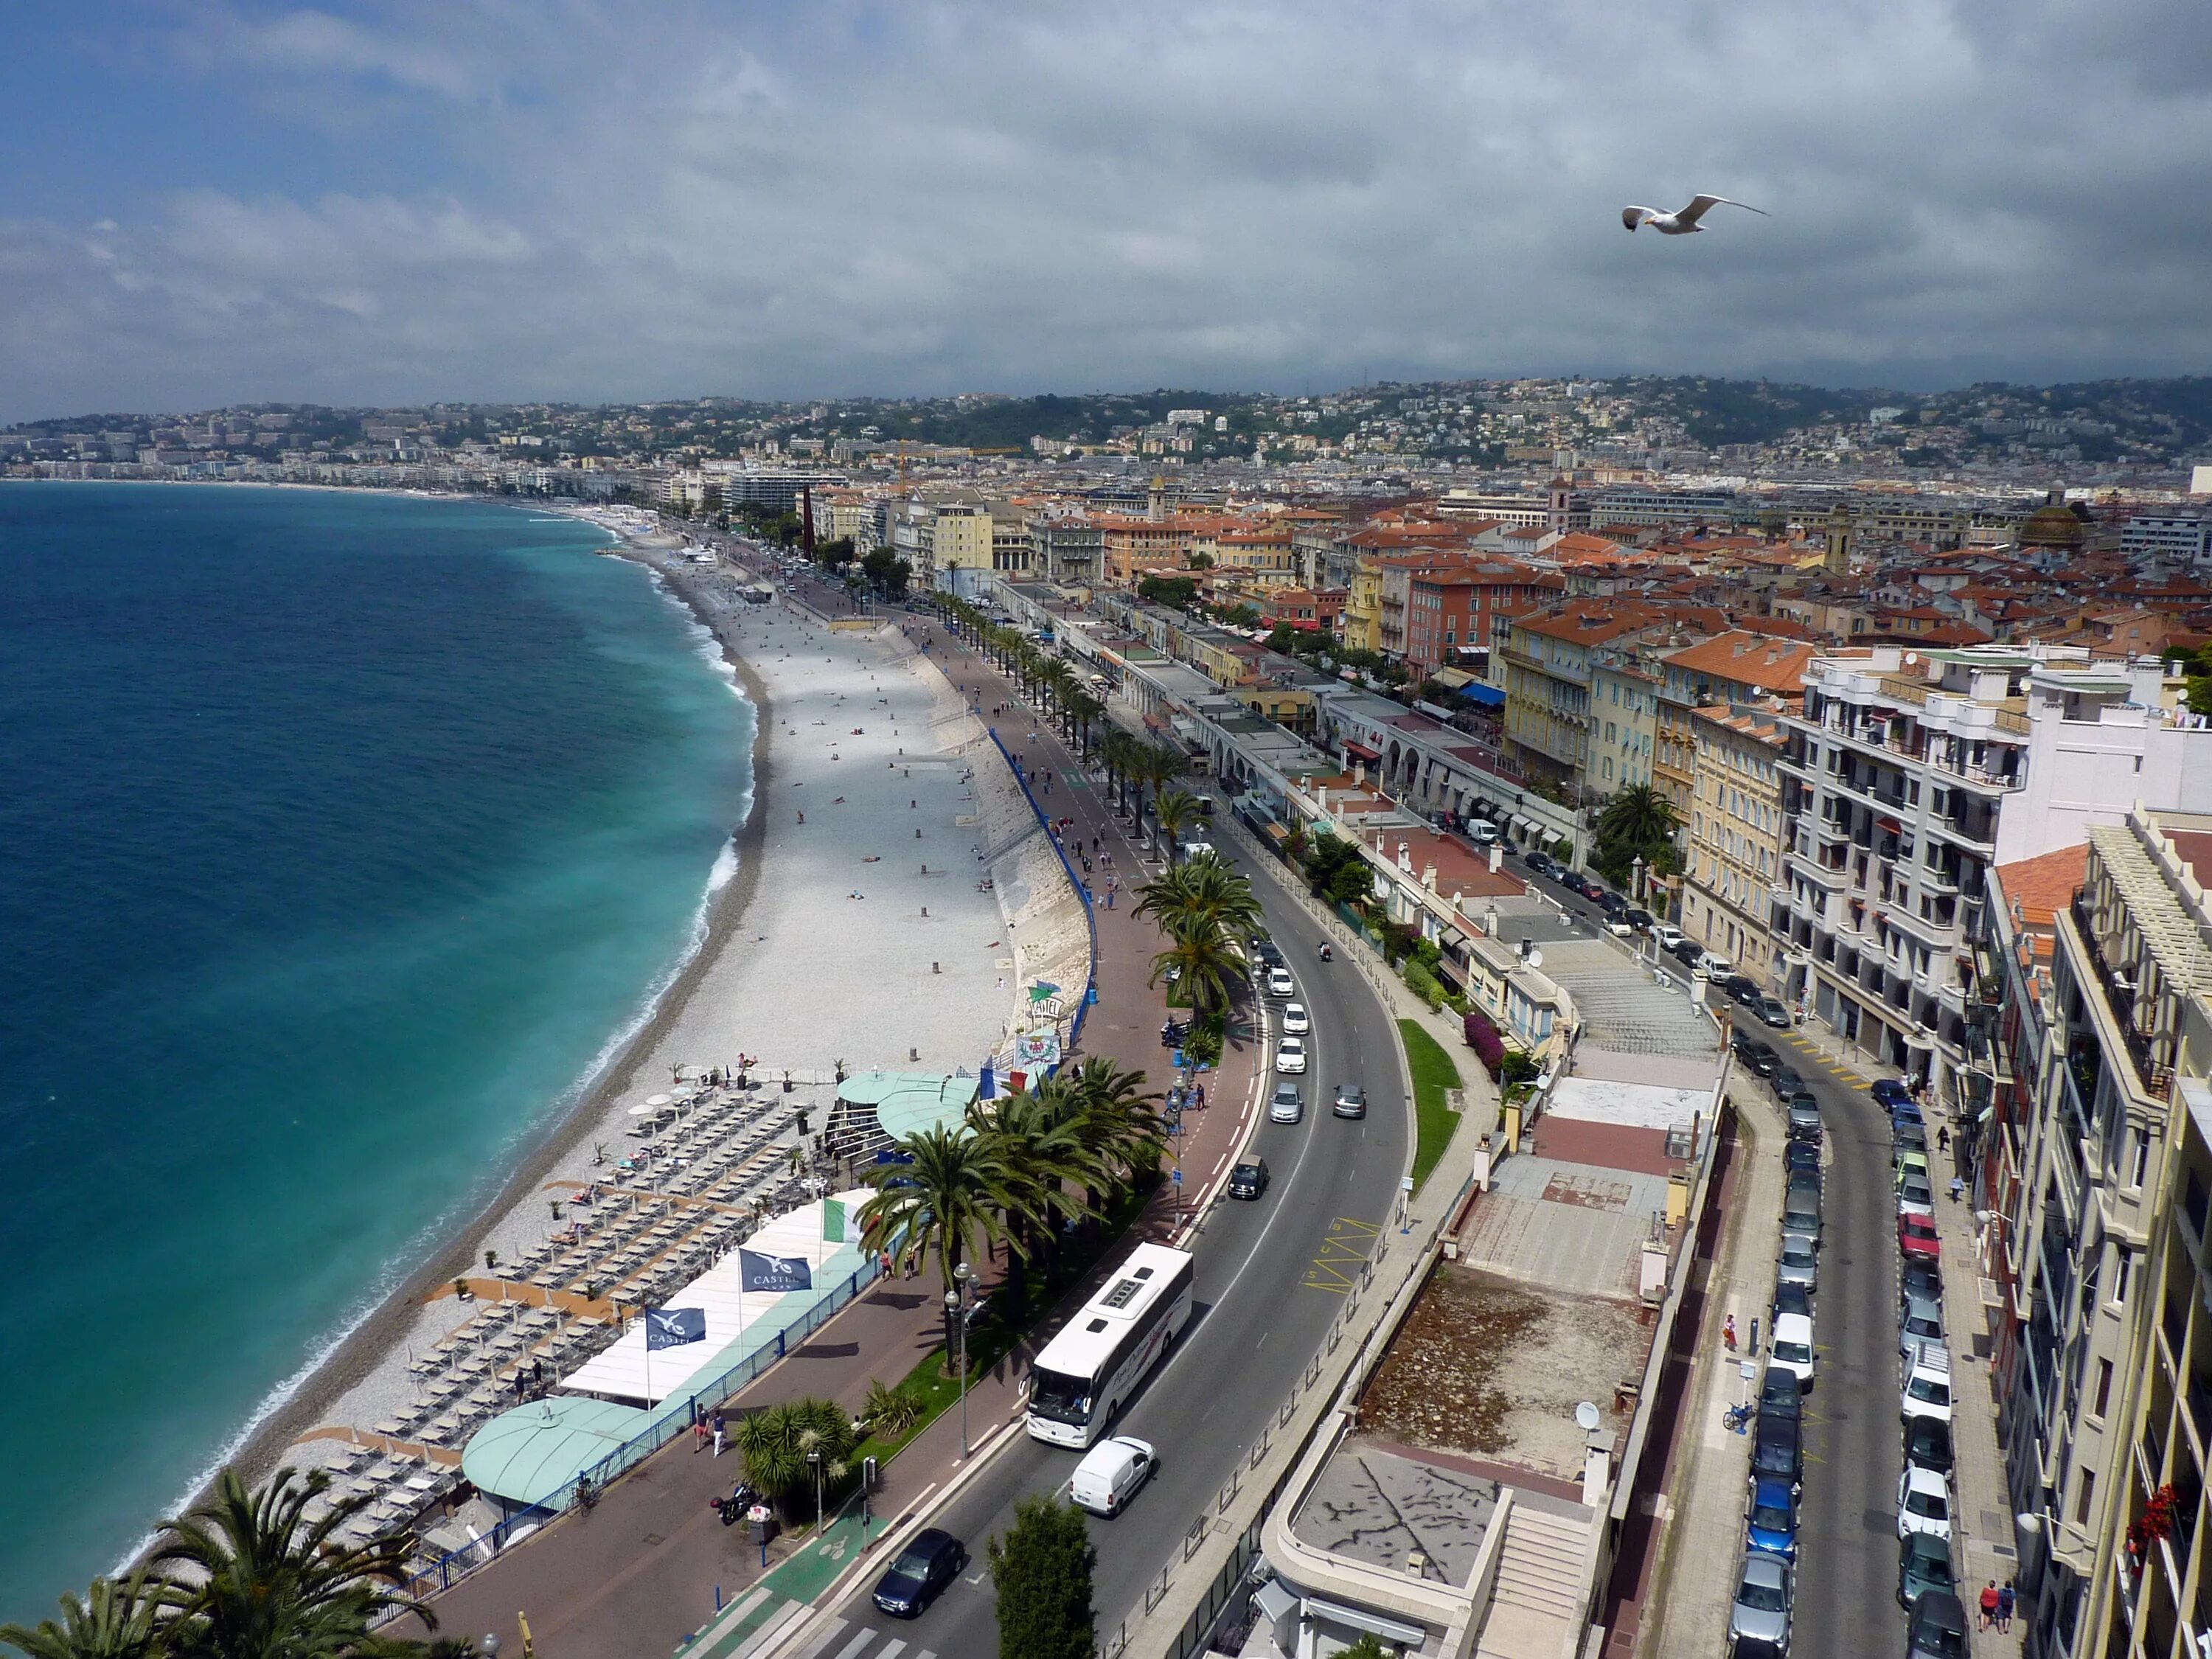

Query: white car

[1768,1312,1815,1391]
[1655,924,1686,951]
[1896,1467,1953,1543]
[1276,1037,1308,1075]
[1265,967,1295,1000]
[1281,1002,1311,1035]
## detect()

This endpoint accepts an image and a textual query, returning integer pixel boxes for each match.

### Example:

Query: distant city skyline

[4,1,2212,424]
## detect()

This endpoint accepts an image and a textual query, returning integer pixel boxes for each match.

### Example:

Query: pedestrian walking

[712,1409,726,1458]
[1951,1175,1966,1203]
[1724,1313,1738,1352]
[1195,1083,1206,1110]
[1998,1582,2016,1632]
[1938,1125,1950,1152]
[693,1415,709,1453]
[1979,1582,2000,1630]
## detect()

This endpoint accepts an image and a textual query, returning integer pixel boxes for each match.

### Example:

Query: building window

[2093,1357,2113,1418]
[2111,1248,2131,1307]
[2075,1468,2096,1528]
[2131,1133,2150,1189]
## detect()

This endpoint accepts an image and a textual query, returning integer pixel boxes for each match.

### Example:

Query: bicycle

[1722,1402,1755,1434]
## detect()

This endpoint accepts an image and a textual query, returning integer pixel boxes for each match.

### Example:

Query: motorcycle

[1318,944,1333,962]
[712,1481,765,1526]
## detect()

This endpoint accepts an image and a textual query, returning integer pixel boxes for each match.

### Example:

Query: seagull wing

[1677,194,1769,226]
[1622,206,1660,232]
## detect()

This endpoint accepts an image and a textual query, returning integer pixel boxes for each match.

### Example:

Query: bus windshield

[1028,1367,1094,1424]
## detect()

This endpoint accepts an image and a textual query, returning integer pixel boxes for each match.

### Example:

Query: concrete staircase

[1475,1503,1594,1659]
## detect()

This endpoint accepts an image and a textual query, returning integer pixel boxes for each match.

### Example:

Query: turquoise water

[0,484,755,1621]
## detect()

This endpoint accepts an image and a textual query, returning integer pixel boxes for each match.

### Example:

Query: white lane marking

[830,1631,876,1659]
[785,1618,849,1659]
[875,1643,907,1659]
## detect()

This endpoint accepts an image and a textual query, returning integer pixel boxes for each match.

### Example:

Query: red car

[1899,1213,1941,1261]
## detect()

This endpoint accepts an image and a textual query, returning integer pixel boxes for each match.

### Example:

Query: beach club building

[460,1189,874,1519]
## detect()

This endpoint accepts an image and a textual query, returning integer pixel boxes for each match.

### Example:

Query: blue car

[1746,1475,1801,1559]
[1873,1079,1917,1113]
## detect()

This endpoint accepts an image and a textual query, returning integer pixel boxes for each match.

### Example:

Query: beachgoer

[796,810,804,824]
[1979,1582,1999,1630]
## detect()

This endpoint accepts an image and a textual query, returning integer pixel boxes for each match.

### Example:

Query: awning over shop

[1430,667,1475,689]
[1342,739,1381,762]
[1458,682,1505,708]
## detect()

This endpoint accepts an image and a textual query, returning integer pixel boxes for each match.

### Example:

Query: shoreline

[220,521,780,1500]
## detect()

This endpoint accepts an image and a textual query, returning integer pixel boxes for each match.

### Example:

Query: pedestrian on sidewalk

[1951,1175,1966,1203]
[693,1415,709,1453]
[1979,1582,1999,1630]
[1724,1313,1738,1352]
[1998,1582,2016,1632]
[712,1409,726,1458]
[1938,1125,1951,1152]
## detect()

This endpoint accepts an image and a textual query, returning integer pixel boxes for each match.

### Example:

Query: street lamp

[808,1447,824,1534]
[948,1261,976,1456]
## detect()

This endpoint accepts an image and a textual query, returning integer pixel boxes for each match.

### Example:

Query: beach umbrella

[627,1102,658,1116]
[645,1093,674,1108]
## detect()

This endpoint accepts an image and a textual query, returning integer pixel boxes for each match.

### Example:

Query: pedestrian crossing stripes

[782,1617,936,1659]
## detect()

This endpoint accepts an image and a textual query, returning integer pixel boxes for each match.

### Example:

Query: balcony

[2071,893,2177,1102]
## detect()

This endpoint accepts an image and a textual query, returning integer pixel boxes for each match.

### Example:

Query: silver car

[1776,1231,1818,1294]
[1729,1551,1792,1650]
[1269,1082,1304,1124]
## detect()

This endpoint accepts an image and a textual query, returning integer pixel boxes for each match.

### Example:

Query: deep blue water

[0,484,754,1622]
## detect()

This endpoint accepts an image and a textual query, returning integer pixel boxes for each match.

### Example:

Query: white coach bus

[1024,1242,1196,1448]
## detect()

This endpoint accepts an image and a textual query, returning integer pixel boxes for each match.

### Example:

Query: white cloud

[8,0,2212,420]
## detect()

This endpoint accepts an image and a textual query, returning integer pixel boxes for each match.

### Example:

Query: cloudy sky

[4,0,2211,422]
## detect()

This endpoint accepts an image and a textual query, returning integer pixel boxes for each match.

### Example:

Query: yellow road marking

[1303,1217,1382,1293]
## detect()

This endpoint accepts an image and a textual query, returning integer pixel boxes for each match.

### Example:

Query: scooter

[712,1481,764,1526]
[1318,944,1333,962]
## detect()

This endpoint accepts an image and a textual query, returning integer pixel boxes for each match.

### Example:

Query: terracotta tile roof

[1994,844,2088,936]
[1660,630,1819,692]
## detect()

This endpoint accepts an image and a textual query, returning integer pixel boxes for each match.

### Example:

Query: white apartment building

[2119,509,2212,568]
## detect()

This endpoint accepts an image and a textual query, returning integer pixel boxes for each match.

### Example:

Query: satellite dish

[1904,652,1919,666]
[1526,949,1543,970]
[1575,1401,1601,1431]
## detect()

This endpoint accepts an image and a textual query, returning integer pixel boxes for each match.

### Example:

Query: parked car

[1625,907,1655,932]
[1899,1212,1941,1262]
[1771,1279,1812,1321]
[1332,1082,1368,1120]
[1754,995,1793,1029]
[1769,1312,1816,1391]
[1655,923,1686,950]
[1784,1140,1822,1180]
[1752,1413,1802,1488]
[1896,1149,1930,1187]
[1573,874,1607,902]
[1783,1181,1823,1246]
[1776,1231,1819,1293]
[1902,1257,1944,1305]
[1898,1532,1959,1611]
[1902,1349,1954,1427]
[1787,1096,1823,1144]
[1758,1366,1802,1422]
[1733,1034,1781,1076]
[1251,937,1285,970]
[1599,890,1630,918]
[1896,1467,1954,1543]
[872,1528,966,1618]
[1896,1173,1936,1219]
[1269,1082,1304,1124]
[1746,1474,1801,1559]
[1275,1036,1308,1076]
[1771,1066,1804,1099]
[1467,818,1500,846]
[1672,938,1706,969]
[1872,1078,1916,1112]
[1900,1294,1946,1368]
[1729,1551,1794,1652]
[1280,1001,1311,1034]
[1526,852,1559,879]
[1894,1118,1930,1161]
[1722,973,1763,1006]
[1906,1587,1969,1659]
[1905,1415,1955,1481]
[1227,1158,1270,1200]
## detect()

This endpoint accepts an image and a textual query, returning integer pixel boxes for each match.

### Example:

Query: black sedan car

[1227,1158,1270,1200]
[1733,1034,1781,1077]
[1758,1366,1802,1422]
[874,1528,966,1618]
[1771,1279,1812,1321]
[1906,1416,1955,1478]
[1752,1412,1803,1489]
[1785,1140,1822,1180]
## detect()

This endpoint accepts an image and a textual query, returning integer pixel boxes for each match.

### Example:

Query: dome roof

[2019,504,2084,549]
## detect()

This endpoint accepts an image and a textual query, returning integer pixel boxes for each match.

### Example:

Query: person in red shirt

[1980,1582,2000,1629]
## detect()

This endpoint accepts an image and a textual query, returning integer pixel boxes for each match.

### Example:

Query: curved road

[804,827,1412,1658]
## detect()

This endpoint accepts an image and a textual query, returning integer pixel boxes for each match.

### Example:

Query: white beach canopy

[559,1188,871,1406]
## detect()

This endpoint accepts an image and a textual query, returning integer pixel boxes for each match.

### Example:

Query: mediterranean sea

[0,484,754,1622]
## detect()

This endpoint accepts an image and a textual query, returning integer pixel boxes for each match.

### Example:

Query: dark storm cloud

[4,0,2212,421]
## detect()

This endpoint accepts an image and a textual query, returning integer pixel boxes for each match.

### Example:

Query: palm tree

[734,1398,855,1520]
[856,1124,1017,1289]
[152,1467,427,1658]
[1133,855,1264,942]
[0,1573,172,1659]
[1130,745,1189,854]
[1064,1057,1167,1196]
[1150,916,1242,1019]
[1598,782,1677,849]
[1064,689,1104,758]
[1152,788,1202,863]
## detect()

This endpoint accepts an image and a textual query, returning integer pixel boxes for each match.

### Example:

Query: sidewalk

[1609,1090,1778,1657]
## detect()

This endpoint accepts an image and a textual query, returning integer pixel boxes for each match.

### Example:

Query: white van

[1468,819,1500,846]
[1068,1436,1156,1517]
[1769,1312,1816,1391]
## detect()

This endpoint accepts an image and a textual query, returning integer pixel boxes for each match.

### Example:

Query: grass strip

[1399,1018,1464,1192]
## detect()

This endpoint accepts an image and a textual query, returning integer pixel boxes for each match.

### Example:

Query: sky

[4,0,2212,422]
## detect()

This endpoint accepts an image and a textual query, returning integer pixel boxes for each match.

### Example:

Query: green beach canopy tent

[461,1396,650,1512]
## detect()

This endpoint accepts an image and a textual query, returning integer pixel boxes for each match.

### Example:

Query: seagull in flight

[1621,194,1770,234]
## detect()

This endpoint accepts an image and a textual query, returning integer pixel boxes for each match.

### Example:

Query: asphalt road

[1776,1037,1910,1657]
[810,824,1411,1658]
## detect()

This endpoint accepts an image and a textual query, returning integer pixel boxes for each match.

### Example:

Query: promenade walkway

[413,584,1264,1658]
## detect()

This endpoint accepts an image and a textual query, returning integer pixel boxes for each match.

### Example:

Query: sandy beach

[232,513,1083,1514]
